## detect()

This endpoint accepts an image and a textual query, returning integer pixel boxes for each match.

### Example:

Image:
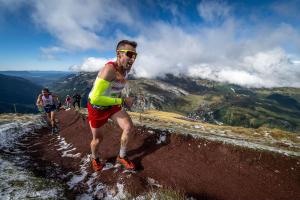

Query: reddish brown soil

[23,109,300,200]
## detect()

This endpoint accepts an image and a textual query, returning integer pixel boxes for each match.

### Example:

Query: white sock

[91,154,99,160]
[119,147,126,158]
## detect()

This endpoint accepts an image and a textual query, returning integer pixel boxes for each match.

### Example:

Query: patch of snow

[67,155,90,189]
[102,162,114,171]
[0,114,46,149]
[105,183,127,200]
[194,125,203,129]
[214,120,223,125]
[147,177,162,188]
[56,136,81,158]
[157,134,166,144]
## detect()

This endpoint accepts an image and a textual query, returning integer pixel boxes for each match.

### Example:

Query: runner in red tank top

[88,40,138,171]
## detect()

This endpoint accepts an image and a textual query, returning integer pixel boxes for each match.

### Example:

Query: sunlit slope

[51,72,300,132]
[129,110,300,156]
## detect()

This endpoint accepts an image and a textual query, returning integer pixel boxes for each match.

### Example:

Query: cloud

[69,57,114,72]
[34,0,300,88]
[0,0,28,11]
[0,0,28,26]
[74,16,300,87]
[197,0,231,22]
[187,48,300,88]
[40,46,68,60]
[2,0,299,88]
[131,15,300,87]
[31,0,135,51]
[271,0,300,21]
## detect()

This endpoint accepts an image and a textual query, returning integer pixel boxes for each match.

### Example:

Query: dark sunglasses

[118,50,138,59]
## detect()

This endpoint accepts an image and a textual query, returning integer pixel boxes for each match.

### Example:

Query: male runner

[88,40,138,171]
[36,88,60,134]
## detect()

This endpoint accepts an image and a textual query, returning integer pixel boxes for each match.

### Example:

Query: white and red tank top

[89,61,128,98]
[42,95,54,106]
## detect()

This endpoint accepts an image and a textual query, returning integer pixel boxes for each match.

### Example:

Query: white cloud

[69,57,114,72]
[0,0,27,11]
[3,0,300,88]
[292,60,300,64]
[31,0,134,51]
[186,49,300,88]
[271,0,300,21]
[132,19,300,87]
[31,0,300,88]
[40,46,68,60]
[197,0,231,22]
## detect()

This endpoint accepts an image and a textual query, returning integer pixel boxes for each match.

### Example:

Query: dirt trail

[24,109,300,199]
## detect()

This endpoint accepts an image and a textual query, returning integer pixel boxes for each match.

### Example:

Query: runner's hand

[36,105,43,112]
[36,103,43,107]
[124,97,135,108]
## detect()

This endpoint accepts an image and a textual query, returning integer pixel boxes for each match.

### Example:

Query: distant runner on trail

[88,40,138,171]
[65,95,72,110]
[36,88,60,134]
[72,93,81,109]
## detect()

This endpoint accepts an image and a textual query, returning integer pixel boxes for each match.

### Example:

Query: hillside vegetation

[0,74,42,113]
[51,72,300,133]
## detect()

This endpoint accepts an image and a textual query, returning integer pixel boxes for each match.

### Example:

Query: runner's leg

[50,111,56,128]
[46,112,51,127]
[89,122,103,159]
[111,110,134,157]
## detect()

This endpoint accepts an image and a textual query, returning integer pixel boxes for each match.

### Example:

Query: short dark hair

[116,40,137,50]
[42,88,49,93]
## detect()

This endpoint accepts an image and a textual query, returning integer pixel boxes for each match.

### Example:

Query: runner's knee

[91,138,100,146]
[123,123,133,133]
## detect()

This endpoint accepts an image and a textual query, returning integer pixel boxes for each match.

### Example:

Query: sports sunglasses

[117,50,138,59]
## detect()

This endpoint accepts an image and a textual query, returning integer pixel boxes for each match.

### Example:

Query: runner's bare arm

[99,63,116,81]
[36,94,42,106]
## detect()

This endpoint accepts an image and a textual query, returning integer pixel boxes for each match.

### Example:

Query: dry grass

[129,110,300,154]
[80,108,299,154]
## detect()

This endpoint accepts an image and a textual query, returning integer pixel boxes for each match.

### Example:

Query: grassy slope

[52,72,300,133]
[128,110,300,152]
[169,83,300,133]
[0,74,43,113]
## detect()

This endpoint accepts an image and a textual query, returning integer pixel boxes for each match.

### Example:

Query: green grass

[163,94,225,115]
[215,105,300,132]
[255,87,300,102]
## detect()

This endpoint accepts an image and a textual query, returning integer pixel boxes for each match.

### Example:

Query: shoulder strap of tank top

[106,61,119,81]
[106,61,117,69]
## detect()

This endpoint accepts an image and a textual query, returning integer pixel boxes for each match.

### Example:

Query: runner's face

[42,91,49,96]
[117,44,137,70]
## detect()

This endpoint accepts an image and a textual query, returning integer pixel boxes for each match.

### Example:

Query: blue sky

[0,0,299,87]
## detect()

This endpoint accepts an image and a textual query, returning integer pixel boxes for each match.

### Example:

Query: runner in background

[72,93,81,109]
[36,88,60,134]
[65,95,72,110]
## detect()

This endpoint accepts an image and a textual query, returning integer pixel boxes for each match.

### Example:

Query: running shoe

[116,156,135,170]
[91,158,103,171]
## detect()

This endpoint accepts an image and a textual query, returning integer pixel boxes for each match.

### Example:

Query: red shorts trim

[87,102,122,128]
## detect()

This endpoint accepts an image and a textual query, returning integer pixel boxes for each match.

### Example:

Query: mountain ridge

[0,74,43,113]
[50,72,300,133]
